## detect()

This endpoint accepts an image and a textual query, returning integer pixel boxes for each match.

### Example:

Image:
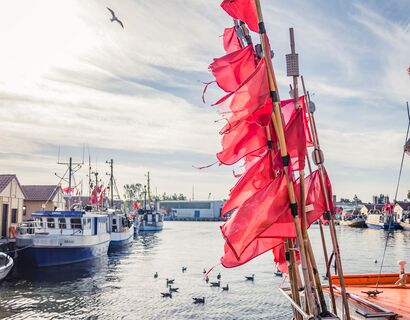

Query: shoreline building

[22,185,65,220]
[157,200,224,220]
[0,174,26,238]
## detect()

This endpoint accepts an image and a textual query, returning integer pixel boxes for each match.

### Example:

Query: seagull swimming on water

[106,7,124,29]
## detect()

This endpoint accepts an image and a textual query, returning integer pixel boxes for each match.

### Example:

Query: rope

[375,103,410,290]
[2,243,34,254]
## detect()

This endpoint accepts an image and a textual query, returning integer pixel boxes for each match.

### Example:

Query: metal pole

[110,159,114,208]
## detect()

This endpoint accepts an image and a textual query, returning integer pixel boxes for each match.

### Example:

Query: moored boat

[0,252,13,281]
[365,209,402,230]
[106,209,134,249]
[16,210,110,267]
[325,273,410,319]
[138,210,164,232]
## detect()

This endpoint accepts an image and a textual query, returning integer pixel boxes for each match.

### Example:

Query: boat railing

[16,221,84,236]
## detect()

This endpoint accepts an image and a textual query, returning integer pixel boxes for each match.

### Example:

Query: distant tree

[408,190,410,200]
[123,183,143,211]
[159,192,187,201]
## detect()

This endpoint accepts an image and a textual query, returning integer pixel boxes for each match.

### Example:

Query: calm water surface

[1,222,410,320]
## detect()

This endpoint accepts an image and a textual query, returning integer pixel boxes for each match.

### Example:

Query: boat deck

[329,273,410,319]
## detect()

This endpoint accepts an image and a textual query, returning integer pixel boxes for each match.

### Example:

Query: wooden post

[253,0,319,316]
[301,76,351,319]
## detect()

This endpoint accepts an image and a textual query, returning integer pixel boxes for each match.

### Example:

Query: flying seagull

[106,7,124,29]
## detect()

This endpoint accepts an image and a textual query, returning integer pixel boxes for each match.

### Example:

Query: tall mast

[106,159,114,208]
[147,171,152,210]
[57,154,83,210]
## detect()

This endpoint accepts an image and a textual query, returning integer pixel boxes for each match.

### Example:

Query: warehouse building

[157,200,224,220]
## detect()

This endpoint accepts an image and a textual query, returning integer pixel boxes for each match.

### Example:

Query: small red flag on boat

[133,201,140,210]
[63,187,75,194]
[222,27,242,54]
[220,0,259,33]
[210,45,256,92]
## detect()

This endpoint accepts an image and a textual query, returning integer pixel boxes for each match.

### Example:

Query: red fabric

[223,27,242,54]
[63,187,74,194]
[220,169,332,268]
[280,96,313,147]
[217,120,268,165]
[214,59,269,133]
[220,173,290,264]
[220,0,259,33]
[222,150,273,215]
[133,201,140,210]
[210,45,256,93]
[273,109,307,172]
[272,242,287,273]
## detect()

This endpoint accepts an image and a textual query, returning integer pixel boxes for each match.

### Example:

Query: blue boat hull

[366,223,402,230]
[18,242,109,268]
[139,225,163,231]
[109,237,132,249]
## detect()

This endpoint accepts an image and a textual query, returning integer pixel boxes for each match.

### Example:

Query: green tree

[123,183,143,211]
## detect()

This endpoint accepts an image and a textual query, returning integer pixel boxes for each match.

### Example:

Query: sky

[0,0,409,202]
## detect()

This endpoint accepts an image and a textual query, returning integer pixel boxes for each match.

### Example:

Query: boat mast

[147,171,152,210]
[106,159,114,209]
[57,155,83,210]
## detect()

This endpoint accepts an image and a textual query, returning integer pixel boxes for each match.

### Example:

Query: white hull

[0,253,14,281]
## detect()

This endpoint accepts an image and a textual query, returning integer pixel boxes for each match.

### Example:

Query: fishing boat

[400,214,410,230]
[106,209,134,248]
[340,213,367,228]
[365,209,402,230]
[16,210,110,267]
[138,172,164,232]
[104,159,135,248]
[0,252,13,281]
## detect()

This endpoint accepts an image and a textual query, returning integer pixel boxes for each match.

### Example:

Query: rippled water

[1,222,410,320]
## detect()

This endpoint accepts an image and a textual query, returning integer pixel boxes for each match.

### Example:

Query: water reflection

[1,223,409,320]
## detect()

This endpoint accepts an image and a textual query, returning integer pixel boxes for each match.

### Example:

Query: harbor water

[1,222,410,320]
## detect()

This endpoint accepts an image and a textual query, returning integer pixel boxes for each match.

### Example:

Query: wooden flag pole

[239,19,303,315]
[301,76,351,319]
[288,27,333,316]
[253,0,319,316]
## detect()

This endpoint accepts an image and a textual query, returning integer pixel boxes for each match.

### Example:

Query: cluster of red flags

[90,185,105,205]
[205,1,334,273]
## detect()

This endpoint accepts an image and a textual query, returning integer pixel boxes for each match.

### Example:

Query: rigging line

[376,103,410,291]
[44,167,69,208]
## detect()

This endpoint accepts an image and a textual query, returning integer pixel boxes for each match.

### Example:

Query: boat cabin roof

[32,211,106,218]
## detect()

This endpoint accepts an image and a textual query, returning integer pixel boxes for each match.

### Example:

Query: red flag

[133,201,140,210]
[222,150,273,215]
[221,173,290,262]
[210,45,256,93]
[222,27,242,54]
[214,59,269,133]
[217,120,268,165]
[221,0,259,33]
[63,187,75,194]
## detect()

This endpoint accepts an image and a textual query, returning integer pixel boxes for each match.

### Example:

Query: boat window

[34,218,44,228]
[70,218,82,230]
[58,218,67,229]
[47,218,55,228]
[83,218,91,230]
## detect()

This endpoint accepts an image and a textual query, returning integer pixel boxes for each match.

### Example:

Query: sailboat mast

[109,159,114,208]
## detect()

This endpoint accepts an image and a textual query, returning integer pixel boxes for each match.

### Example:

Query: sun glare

[0,1,97,90]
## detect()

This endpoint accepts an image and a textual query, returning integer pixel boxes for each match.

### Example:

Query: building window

[11,209,17,223]
[47,218,55,228]
[58,218,66,229]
